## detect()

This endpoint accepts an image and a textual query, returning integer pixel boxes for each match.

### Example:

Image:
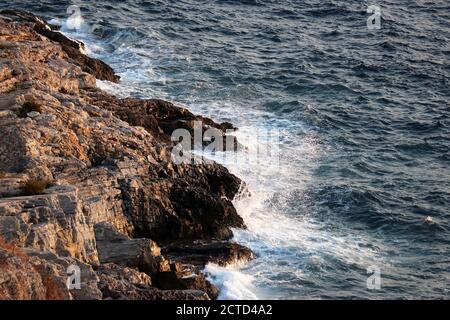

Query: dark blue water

[2,0,449,299]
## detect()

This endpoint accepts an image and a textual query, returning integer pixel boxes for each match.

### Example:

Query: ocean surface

[2,0,449,299]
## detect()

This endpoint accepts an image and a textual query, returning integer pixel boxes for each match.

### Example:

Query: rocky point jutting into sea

[0,10,253,300]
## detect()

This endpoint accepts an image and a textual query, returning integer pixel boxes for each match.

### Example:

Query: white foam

[93,77,389,298]
[57,23,390,300]
[204,264,258,300]
[48,18,62,26]
[197,111,389,299]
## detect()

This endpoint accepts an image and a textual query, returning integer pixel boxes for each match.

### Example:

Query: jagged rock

[84,91,241,149]
[23,249,103,300]
[0,247,49,300]
[94,223,222,299]
[120,174,244,242]
[0,11,253,300]
[96,263,209,300]
[163,240,255,267]
[0,9,120,83]
[151,271,219,300]
[0,246,101,300]
[0,187,100,262]
[94,222,168,275]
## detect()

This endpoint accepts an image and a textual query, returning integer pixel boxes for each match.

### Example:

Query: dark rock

[94,223,220,299]
[96,263,209,300]
[83,91,241,150]
[163,240,255,267]
[119,174,244,242]
[94,222,167,275]
[59,45,120,83]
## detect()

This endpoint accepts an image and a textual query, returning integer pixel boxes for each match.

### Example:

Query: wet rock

[163,240,255,267]
[94,222,168,275]
[120,176,244,242]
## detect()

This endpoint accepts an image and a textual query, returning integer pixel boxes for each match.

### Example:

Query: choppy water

[2,0,449,299]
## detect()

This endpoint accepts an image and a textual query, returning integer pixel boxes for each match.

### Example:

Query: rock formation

[0,10,252,300]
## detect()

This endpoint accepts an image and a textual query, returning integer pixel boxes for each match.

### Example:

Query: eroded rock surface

[0,10,253,300]
[96,263,209,300]
[1,9,120,83]
[0,246,101,300]
[163,240,255,267]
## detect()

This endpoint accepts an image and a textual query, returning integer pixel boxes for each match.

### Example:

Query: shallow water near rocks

[3,0,449,299]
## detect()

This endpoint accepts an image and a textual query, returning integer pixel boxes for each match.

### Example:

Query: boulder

[0,9,120,83]
[94,222,168,275]
[0,246,102,300]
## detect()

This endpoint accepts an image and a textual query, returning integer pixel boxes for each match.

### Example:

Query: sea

[2,0,449,299]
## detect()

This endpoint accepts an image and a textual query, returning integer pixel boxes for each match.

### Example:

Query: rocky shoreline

[0,10,253,300]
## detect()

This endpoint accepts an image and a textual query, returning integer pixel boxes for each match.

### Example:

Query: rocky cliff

[0,10,253,300]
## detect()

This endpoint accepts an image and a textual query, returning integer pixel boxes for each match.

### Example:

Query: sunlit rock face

[0,10,252,300]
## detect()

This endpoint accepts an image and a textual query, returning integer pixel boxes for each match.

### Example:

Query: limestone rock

[0,246,101,300]
[0,10,254,300]
[163,240,255,267]
[0,9,120,83]
[96,263,209,300]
